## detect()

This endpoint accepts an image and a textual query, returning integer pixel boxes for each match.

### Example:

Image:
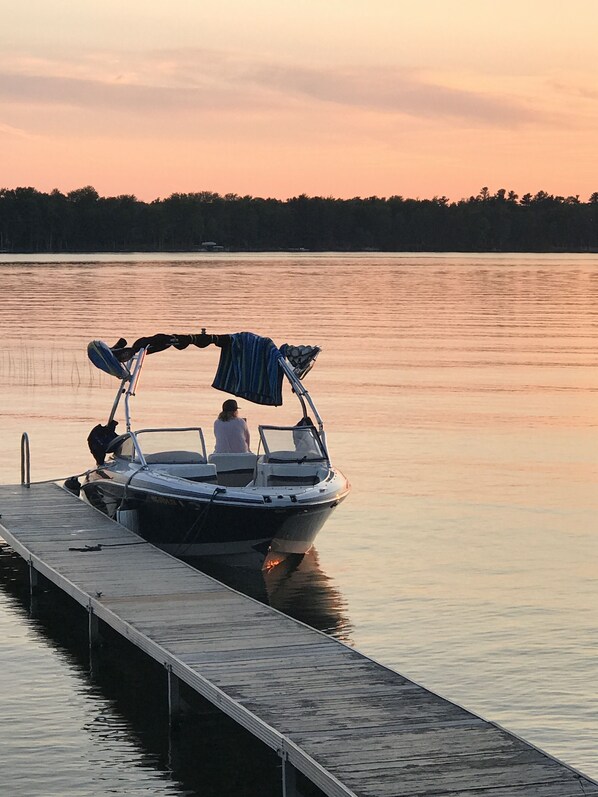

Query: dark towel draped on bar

[212,332,284,406]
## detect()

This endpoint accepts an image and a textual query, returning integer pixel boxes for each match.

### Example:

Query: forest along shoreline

[1,186,598,253]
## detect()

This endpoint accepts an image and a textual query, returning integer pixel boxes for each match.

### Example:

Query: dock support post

[167,666,181,727]
[88,606,102,676]
[89,608,100,649]
[28,560,39,615]
[28,560,38,595]
[281,754,298,797]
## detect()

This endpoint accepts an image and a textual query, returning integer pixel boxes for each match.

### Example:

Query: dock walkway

[0,482,596,797]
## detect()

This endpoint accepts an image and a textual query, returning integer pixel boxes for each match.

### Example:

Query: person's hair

[219,398,239,421]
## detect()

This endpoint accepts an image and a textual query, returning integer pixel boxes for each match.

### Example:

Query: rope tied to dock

[173,485,227,558]
[17,466,107,489]
[68,541,149,552]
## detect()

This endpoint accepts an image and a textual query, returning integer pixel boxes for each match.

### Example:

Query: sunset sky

[2,0,597,202]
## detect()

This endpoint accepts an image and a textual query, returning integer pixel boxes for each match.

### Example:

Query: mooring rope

[173,485,226,558]
[21,466,106,486]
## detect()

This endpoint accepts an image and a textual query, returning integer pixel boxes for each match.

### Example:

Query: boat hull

[82,479,343,569]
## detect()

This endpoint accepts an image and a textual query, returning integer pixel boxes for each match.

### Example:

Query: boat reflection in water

[195,548,353,644]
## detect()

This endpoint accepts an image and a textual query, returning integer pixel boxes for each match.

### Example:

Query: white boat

[79,331,350,569]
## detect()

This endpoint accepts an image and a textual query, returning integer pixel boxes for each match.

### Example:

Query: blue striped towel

[212,332,284,406]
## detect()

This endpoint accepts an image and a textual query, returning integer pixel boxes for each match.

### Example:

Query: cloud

[0,120,37,139]
[244,63,540,126]
[0,71,270,114]
[0,48,546,127]
[550,78,598,102]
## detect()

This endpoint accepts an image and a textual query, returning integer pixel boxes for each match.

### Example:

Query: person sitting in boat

[213,399,251,453]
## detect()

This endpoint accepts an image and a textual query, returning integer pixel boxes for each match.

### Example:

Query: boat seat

[208,452,258,487]
[254,461,327,488]
[208,452,258,470]
[146,462,218,482]
[144,450,207,464]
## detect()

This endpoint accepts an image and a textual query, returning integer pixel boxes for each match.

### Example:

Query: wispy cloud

[244,63,540,126]
[0,47,547,127]
[0,120,38,139]
[0,71,269,113]
[550,77,598,102]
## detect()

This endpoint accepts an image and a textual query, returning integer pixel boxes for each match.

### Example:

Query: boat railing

[278,356,324,431]
[123,348,147,432]
[20,432,31,487]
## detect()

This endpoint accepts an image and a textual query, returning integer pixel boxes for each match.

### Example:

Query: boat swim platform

[0,483,596,797]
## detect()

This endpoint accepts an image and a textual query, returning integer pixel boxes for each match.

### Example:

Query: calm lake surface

[0,252,597,794]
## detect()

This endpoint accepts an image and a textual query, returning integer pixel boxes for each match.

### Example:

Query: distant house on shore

[199,241,224,252]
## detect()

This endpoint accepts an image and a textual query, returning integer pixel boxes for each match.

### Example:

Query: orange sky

[2,0,597,202]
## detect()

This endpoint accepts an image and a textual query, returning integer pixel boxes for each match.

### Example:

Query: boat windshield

[259,425,327,463]
[132,428,208,464]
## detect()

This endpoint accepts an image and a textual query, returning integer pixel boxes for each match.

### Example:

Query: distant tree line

[1,185,598,253]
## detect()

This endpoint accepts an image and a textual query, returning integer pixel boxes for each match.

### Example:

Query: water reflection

[2,254,598,779]
[0,543,318,797]
[196,548,353,644]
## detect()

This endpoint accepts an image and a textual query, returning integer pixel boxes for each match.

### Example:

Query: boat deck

[0,482,596,797]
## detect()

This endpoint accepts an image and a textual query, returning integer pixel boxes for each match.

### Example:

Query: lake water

[0,252,597,794]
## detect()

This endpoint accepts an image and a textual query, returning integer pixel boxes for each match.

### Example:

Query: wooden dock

[0,482,596,797]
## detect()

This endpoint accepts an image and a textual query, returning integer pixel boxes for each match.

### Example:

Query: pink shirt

[213,417,251,453]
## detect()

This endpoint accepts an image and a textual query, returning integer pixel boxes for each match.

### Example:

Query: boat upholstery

[254,460,327,488]
[144,450,207,464]
[147,462,218,481]
[208,453,258,486]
